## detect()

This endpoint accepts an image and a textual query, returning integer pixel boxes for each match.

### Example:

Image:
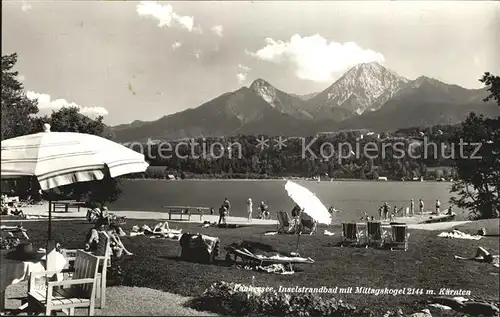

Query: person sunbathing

[107,226,133,257]
[455,246,497,263]
[152,221,182,235]
[153,221,170,233]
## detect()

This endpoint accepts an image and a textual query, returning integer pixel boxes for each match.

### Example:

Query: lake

[109,179,468,222]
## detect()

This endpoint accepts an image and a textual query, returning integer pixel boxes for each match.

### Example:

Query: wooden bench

[51,200,87,213]
[162,206,209,221]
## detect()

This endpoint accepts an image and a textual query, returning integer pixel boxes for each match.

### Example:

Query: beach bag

[179,233,220,264]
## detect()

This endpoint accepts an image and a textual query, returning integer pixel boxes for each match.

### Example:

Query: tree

[450,72,500,219]
[1,53,39,140]
[0,53,121,206]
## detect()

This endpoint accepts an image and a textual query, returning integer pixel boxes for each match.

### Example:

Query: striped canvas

[1,130,149,190]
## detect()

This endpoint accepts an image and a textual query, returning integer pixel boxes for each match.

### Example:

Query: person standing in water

[410,199,415,216]
[435,199,441,215]
[419,199,424,215]
[247,198,253,222]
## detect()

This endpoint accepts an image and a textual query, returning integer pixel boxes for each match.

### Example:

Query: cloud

[211,25,223,37]
[26,91,108,118]
[136,1,197,32]
[21,2,32,11]
[193,50,202,59]
[236,65,251,85]
[172,42,182,50]
[246,34,385,82]
[236,73,247,84]
[238,64,251,72]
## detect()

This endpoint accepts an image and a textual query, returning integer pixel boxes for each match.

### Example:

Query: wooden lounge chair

[390,224,410,251]
[366,221,383,248]
[27,250,99,316]
[62,231,111,309]
[276,211,294,234]
[224,245,314,272]
[341,223,360,246]
[1,225,30,240]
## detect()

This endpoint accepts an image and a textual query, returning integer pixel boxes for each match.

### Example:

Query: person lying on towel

[455,246,498,264]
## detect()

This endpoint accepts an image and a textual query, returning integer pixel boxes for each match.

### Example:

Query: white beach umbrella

[285,181,331,224]
[285,181,331,254]
[1,124,149,239]
[1,124,148,190]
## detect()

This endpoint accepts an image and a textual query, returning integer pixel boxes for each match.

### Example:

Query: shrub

[190,281,374,317]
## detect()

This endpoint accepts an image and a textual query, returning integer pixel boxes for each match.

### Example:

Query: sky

[2,1,499,126]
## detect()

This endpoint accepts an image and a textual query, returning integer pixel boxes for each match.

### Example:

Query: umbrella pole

[48,199,52,241]
[46,199,57,270]
[295,232,301,255]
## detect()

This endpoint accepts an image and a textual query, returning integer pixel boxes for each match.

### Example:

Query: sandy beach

[7,201,472,231]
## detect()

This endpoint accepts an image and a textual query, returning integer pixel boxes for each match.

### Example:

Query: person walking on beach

[419,199,424,215]
[261,201,270,220]
[223,198,231,217]
[410,199,415,216]
[383,202,390,220]
[247,198,253,222]
[435,199,441,215]
[218,205,228,225]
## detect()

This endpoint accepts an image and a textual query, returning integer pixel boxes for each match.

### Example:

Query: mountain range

[111,62,499,142]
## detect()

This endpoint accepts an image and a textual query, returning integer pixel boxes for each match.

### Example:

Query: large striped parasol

[1,124,149,240]
[1,124,148,190]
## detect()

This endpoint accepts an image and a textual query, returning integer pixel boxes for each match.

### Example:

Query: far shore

[123,178,453,182]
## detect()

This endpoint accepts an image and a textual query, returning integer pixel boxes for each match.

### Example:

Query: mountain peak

[250,78,272,88]
[308,61,409,115]
[354,61,384,70]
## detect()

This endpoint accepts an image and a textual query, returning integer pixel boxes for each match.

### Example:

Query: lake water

[110,179,467,222]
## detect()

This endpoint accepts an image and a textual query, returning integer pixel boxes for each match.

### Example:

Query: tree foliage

[450,72,500,219]
[2,53,121,206]
[1,53,38,140]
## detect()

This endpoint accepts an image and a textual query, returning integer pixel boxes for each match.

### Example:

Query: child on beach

[223,198,231,217]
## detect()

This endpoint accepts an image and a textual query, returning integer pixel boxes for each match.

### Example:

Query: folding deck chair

[366,221,384,248]
[341,223,360,246]
[276,211,294,233]
[390,224,410,251]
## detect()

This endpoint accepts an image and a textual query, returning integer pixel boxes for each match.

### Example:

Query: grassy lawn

[16,219,500,315]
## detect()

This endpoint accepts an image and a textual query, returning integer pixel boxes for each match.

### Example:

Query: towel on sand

[438,230,482,240]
